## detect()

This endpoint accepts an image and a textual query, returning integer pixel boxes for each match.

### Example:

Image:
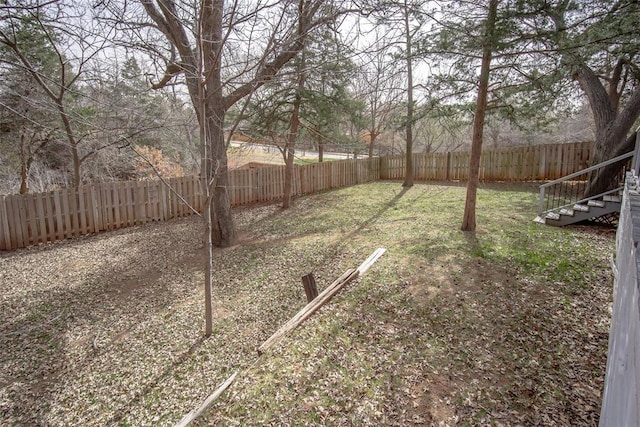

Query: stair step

[545,212,560,221]
[573,204,590,212]
[588,199,606,208]
[559,208,574,216]
[533,216,546,224]
[603,194,621,203]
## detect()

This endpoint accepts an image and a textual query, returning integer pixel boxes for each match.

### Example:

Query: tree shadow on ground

[106,336,208,425]
[0,219,203,425]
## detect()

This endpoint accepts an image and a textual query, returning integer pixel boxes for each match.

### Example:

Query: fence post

[632,126,640,173]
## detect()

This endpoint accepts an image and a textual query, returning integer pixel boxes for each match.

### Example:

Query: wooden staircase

[535,150,635,227]
[535,193,622,227]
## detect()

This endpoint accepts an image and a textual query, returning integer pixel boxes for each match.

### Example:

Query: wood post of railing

[632,126,640,173]
[538,186,546,215]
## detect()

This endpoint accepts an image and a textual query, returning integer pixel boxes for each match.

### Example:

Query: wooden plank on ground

[258,247,386,355]
[357,247,387,274]
[175,372,238,427]
[258,268,359,355]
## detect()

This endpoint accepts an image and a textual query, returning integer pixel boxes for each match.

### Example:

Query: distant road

[229,141,351,160]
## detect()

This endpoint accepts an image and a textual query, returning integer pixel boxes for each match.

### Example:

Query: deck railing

[537,128,640,219]
[600,171,640,426]
[537,152,633,217]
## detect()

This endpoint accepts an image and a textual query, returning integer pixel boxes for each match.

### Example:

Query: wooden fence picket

[0,195,10,250]
[8,196,21,248]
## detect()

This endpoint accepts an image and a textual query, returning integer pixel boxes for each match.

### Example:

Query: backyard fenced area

[0,142,590,250]
[0,181,613,426]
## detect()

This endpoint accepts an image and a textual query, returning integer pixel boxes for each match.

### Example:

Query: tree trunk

[203,195,214,336]
[56,101,82,188]
[585,130,639,198]
[283,152,295,209]
[142,0,329,246]
[402,0,414,188]
[368,132,376,158]
[19,130,30,194]
[548,5,640,198]
[283,68,305,208]
[318,139,324,162]
[580,73,640,197]
[461,0,499,232]
[283,98,301,209]
[283,14,307,209]
[71,143,81,188]
[207,110,236,247]
[200,0,236,248]
[368,104,378,158]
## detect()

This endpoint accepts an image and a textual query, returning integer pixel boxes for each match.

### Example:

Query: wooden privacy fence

[380,141,590,181]
[0,158,381,250]
[0,142,589,250]
[229,156,381,205]
[0,176,202,251]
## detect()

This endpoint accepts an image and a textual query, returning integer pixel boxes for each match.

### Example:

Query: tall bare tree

[102,0,353,335]
[365,0,433,186]
[353,30,404,159]
[132,0,349,247]
[0,2,114,188]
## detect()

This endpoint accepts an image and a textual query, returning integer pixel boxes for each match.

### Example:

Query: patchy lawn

[0,181,614,426]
